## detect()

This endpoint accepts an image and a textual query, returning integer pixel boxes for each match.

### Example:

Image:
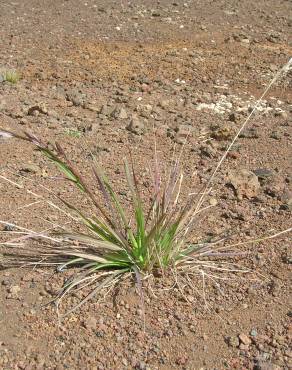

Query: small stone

[175,355,188,365]
[270,131,281,140]
[228,112,239,122]
[274,110,288,119]
[34,71,47,80]
[0,130,13,141]
[158,100,169,109]
[83,316,97,330]
[18,118,28,125]
[66,90,84,107]
[21,164,39,173]
[136,104,153,118]
[1,278,11,286]
[267,31,281,43]
[8,285,21,295]
[91,107,103,116]
[200,144,216,158]
[28,103,48,116]
[126,115,145,135]
[211,124,234,140]
[268,279,281,296]
[280,191,292,211]
[152,10,160,17]
[253,168,274,180]
[226,336,239,348]
[270,64,278,72]
[239,343,249,351]
[209,197,218,206]
[239,128,259,139]
[250,329,257,337]
[239,333,251,345]
[229,169,260,199]
[264,175,285,198]
[111,107,128,120]
[100,104,115,117]
[3,224,14,231]
[228,151,240,159]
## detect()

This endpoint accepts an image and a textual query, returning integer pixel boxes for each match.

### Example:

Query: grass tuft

[65,129,83,138]
[1,69,20,84]
[0,129,228,315]
[0,130,204,274]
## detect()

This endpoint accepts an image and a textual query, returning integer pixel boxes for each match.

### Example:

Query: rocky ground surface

[0,0,291,369]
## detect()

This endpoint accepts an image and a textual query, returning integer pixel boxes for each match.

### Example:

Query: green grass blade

[124,159,146,251]
[40,147,86,192]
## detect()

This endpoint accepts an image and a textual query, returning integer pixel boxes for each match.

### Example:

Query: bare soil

[0,1,291,369]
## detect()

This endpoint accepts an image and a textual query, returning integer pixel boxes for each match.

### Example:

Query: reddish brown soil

[0,1,291,369]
